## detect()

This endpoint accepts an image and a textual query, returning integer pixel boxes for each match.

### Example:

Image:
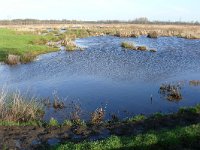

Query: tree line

[0,18,199,25]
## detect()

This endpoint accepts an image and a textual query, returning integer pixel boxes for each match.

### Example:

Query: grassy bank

[0,28,57,63]
[53,124,200,150]
[52,104,200,150]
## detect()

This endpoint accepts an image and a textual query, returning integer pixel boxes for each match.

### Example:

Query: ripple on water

[0,36,200,120]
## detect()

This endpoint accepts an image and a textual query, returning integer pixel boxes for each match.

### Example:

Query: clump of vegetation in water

[121,42,152,52]
[147,31,158,38]
[159,83,182,101]
[70,102,82,125]
[65,41,77,51]
[52,94,65,109]
[137,46,147,51]
[90,107,105,125]
[189,80,200,86]
[121,42,137,50]
[149,49,157,52]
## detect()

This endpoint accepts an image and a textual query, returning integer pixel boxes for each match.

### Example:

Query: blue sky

[0,0,199,21]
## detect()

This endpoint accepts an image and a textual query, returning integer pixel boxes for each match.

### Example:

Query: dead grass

[90,107,105,125]
[2,24,199,39]
[159,83,182,101]
[0,90,44,122]
[5,54,20,65]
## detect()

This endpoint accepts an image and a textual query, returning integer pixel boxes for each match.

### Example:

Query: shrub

[149,49,157,52]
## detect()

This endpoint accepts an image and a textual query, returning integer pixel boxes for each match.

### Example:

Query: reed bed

[0,90,44,122]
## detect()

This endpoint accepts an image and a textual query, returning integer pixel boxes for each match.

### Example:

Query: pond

[0,36,200,121]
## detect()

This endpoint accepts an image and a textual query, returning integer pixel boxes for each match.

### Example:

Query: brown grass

[5,54,20,65]
[90,107,105,125]
[1,24,199,39]
[0,90,44,122]
[159,84,182,101]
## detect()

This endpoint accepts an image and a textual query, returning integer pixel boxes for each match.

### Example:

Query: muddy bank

[1,106,200,149]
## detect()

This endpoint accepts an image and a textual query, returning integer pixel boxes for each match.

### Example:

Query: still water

[0,36,200,121]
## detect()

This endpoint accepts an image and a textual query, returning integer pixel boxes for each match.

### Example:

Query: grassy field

[0,28,57,63]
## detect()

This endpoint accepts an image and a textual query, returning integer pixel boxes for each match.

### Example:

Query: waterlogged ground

[0,36,200,121]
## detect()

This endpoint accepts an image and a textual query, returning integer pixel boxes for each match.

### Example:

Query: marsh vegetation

[1,91,200,149]
[0,23,200,149]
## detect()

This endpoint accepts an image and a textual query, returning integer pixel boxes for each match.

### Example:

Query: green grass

[0,120,43,126]
[52,123,200,150]
[127,114,147,122]
[49,117,59,127]
[0,28,57,62]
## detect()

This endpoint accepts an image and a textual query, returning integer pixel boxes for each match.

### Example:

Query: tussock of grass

[147,31,158,38]
[5,54,20,65]
[63,120,73,127]
[90,107,105,125]
[121,42,136,50]
[0,90,44,122]
[65,41,77,51]
[137,46,147,51]
[49,117,59,127]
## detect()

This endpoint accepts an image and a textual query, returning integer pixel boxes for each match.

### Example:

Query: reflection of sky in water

[0,36,200,121]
